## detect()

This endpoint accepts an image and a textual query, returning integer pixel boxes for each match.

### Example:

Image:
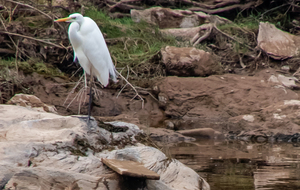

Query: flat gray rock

[102,158,160,180]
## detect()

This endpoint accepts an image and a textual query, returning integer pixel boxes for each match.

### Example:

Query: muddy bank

[153,68,300,139]
[7,67,300,142]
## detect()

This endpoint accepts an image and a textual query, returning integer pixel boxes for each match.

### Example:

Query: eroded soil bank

[9,66,300,142]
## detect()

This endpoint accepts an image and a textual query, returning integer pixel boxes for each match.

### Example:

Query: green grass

[233,9,292,31]
[84,8,178,78]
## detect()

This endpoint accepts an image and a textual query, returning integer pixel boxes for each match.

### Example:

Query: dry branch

[0,31,64,48]
[116,70,144,109]
[108,0,141,10]
[181,0,240,9]
[4,0,64,30]
[213,24,255,51]
[189,1,257,14]
[5,0,53,20]
[106,0,143,11]
[0,14,29,59]
[0,48,15,54]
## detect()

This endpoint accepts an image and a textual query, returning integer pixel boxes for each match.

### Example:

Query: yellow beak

[54,17,71,22]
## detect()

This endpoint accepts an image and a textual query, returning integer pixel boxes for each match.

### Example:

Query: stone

[131,7,205,29]
[7,93,57,113]
[104,146,210,190]
[161,46,221,77]
[277,74,298,88]
[102,158,160,179]
[160,26,202,41]
[0,105,209,190]
[267,74,299,89]
[243,115,255,122]
[257,22,300,60]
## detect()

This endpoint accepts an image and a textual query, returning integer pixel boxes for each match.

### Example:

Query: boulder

[161,46,221,77]
[131,7,205,29]
[159,14,231,42]
[0,105,209,190]
[257,22,300,60]
[7,93,57,113]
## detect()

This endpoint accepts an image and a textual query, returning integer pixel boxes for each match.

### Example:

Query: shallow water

[170,139,300,190]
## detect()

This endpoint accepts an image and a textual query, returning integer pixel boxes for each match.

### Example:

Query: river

[170,139,300,190]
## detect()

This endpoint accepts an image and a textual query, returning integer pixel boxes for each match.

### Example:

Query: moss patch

[0,58,64,77]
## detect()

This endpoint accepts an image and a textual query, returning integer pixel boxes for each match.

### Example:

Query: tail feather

[109,67,118,83]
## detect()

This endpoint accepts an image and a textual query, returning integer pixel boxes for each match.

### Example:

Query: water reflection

[170,140,300,190]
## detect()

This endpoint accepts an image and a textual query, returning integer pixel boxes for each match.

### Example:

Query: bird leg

[88,70,94,123]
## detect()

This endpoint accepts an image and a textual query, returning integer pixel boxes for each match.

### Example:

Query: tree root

[189,1,258,14]
[192,24,213,46]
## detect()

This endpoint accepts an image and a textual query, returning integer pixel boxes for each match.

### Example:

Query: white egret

[55,13,118,121]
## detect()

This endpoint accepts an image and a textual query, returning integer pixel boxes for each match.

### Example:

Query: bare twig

[109,0,141,10]
[106,0,143,10]
[213,24,255,51]
[63,75,84,107]
[115,70,144,108]
[0,48,15,54]
[238,54,246,69]
[5,0,64,29]
[0,31,64,48]
[260,4,288,19]
[181,0,239,9]
[5,0,52,20]
[189,1,256,14]
[9,4,18,22]
[0,14,29,59]
[15,40,19,74]
[135,87,159,102]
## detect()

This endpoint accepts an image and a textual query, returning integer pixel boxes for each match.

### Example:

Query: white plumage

[55,13,117,87]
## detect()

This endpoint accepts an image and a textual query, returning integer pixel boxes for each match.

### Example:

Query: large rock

[257,22,300,60]
[161,46,221,77]
[7,93,57,113]
[153,69,300,136]
[159,14,231,41]
[0,105,209,190]
[131,7,205,29]
[160,26,203,41]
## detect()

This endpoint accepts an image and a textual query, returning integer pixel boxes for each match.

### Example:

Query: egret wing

[80,17,116,86]
[68,22,91,75]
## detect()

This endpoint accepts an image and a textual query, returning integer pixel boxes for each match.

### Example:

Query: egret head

[54,13,84,23]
